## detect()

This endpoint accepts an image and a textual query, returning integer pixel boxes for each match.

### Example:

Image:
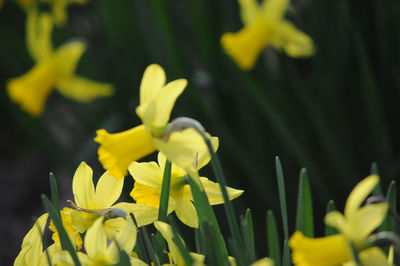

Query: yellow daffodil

[15,213,49,266]
[95,64,217,179]
[289,175,390,266]
[67,162,159,235]
[221,0,315,70]
[130,152,243,228]
[48,207,83,249]
[7,9,113,117]
[76,216,147,266]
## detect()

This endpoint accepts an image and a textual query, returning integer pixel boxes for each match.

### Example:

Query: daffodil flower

[221,0,315,70]
[67,162,159,236]
[76,216,147,266]
[130,152,243,228]
[289,175,390,266]
[95,64,217,179]
[48,207,83,250]
[7,9,113,117]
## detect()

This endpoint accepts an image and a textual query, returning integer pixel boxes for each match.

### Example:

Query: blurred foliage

[1,0,400,264]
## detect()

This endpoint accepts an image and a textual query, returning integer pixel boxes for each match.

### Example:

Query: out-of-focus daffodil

[290,175,390,266]
[95,64,217,179]
[130,152,243,228]
[48,207,83,249]
[67,162,159,235]
[7,9,113,117]
[221,0,315,70]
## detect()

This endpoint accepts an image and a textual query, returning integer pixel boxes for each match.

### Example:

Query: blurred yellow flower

[7,9,113,117]
[289,175,390,266]
[95,64,217,179]
[48,207,83,249]
[67,162,159,235]
[130,152,243,228]
[221,0,315,70]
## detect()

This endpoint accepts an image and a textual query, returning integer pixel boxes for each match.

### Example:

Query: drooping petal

[154,221,186,265]
[72,162,96,209]
[113,202,160,227]
[53,41,86,78]
[26,10,53,61]
[262,0,289,22]
[348,203,388,242]
[128,161,163,188]
[174,197,199,228]
[84,217,107,260]
[238,0,260,25]
[56,75,114,102]
[151,79,187,128]
[139,64,166,104]
[153,128,215,178]
[220,18,271,70]
[289,232,350,266]
[271,21,315,57]
[199,177,244,205]
[344,175,379,218]
[95,125,156,179]
[7,60,57,116]
[196,136,218,171]
[94,171,124,209]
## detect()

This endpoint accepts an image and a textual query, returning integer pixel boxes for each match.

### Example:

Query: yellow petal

[151,79,187,128]
[199,177,244,205]
[139,64,166,104]
[130,182,176,211]
[262,0,289,22]
[359,247,391,266]
[174,197,199,228]
[26,10,53,61]
[348,203,388,242]
[345,175,379,218]
[70,209,98,233]
[157,152,186,178]
[53,41,86,77]
[49,208,82,249]
[324,211,350,236]
[152,128,214,178]
[196,136,218,170]
[112,202,160,227]
[103,217,127,240]
[94,171,124,209]
[95,125,156,179]
[238,0,260,25]
[128,161,163,188]
[289,231,350,266]
[114,216,137,253]
[271,21,315,57]
[16,0,34,9]
[84,217,107,259]
[251,257,274,266]
[221,18,271,70]
[72,162,96,209]
[154,221,185,265]
[56,75,114,102]
[7,60,57,116]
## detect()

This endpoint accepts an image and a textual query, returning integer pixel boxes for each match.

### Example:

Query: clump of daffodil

[7,9,113,117]
[130,152,243,228]
[95,64,217,180]
[221,0,315,70]
[289,175,391,266]
[67,162,159,236]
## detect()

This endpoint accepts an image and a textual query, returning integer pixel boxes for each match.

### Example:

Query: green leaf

[282,240,291,266]
[325,200,338,236]
[42,195,81,266]
[167,216,193,266]
[151,233,169,265]
[295,168,314,237]
[241,209,256,261]
[139,224,160,266]
[275,157,289,241]
[267,210,281,266]
[158,160,172,222]
[370,162,383,195]
[49,173,60,213]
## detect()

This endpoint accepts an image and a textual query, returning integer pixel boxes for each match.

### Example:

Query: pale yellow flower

[221,0,315,70]
[7,9,113,117]
[130,152,243,228]
[48,207,83,249]
[290,175,390,266]
[95,64,217,180]
[67,162,159,235]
